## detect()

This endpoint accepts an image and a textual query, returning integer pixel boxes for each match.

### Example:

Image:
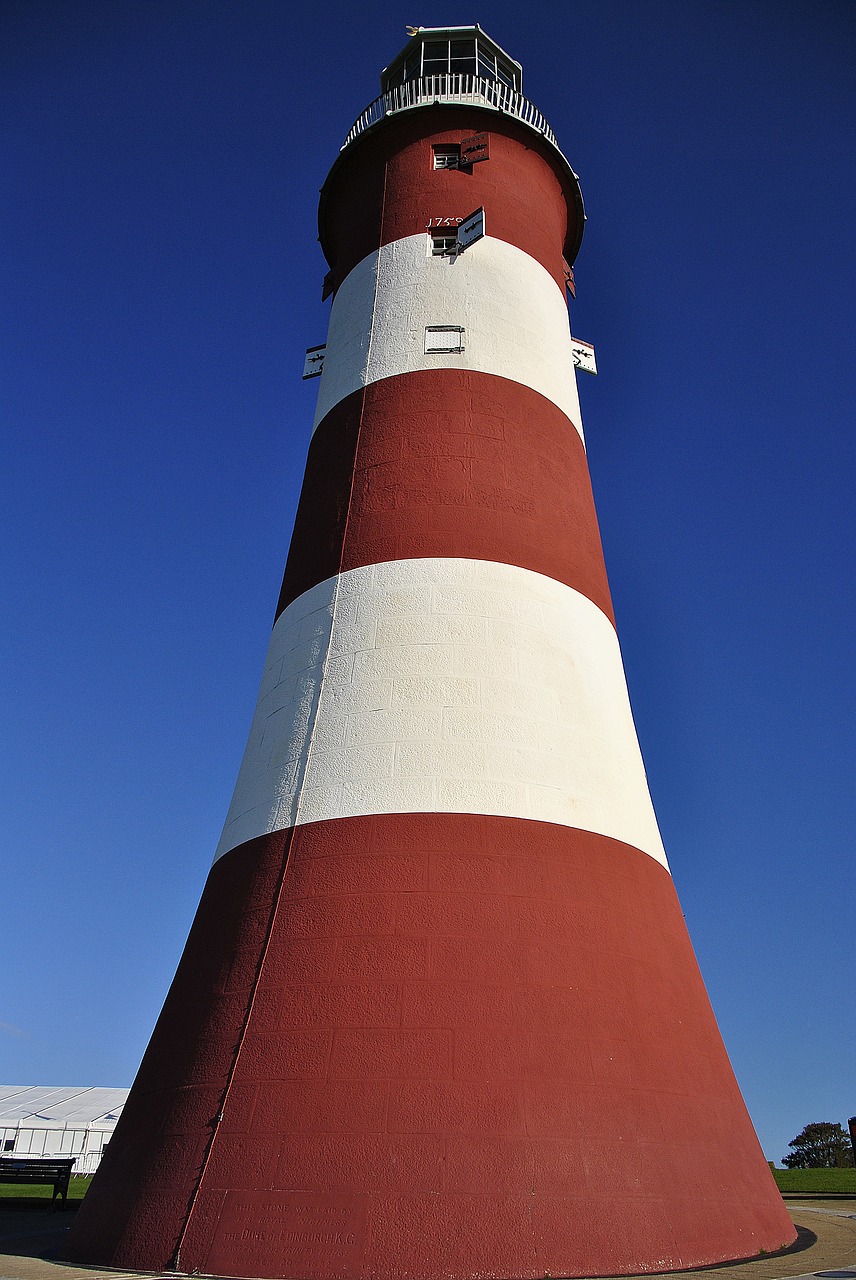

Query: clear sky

[2,0,854,1168]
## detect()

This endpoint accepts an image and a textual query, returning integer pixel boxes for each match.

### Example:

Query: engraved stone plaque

[207,1190,368,1278]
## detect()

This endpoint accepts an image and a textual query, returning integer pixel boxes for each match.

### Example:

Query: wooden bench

[0,1156,76,1208]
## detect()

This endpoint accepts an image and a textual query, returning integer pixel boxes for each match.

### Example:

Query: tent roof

[0,1085,129,1128]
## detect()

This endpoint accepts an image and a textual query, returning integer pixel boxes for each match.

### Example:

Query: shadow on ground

[1,1201,854,1280]
[0,1202,78,1261]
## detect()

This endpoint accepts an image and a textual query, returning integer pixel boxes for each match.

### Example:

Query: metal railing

[341,74,560,151]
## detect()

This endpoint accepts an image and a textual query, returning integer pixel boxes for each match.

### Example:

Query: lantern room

[382,25,523,94]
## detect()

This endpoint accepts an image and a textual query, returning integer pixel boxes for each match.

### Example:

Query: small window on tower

[433,145,460,170]
[425,325,465,354]
[430,231,458,256]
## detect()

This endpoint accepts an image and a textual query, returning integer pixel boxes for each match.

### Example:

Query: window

[477,49,496,81]
[403,50,420,83]
[430,231,458,256]
[449,38,476,76]
[475,44,519,91]
[495,59,516,89]
[422,40,448,77]
[425,325,465,354]
[433,145,460,170]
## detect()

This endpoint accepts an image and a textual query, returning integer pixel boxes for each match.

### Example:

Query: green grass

[772,1167,856,1193]
[2,1169,853,1212]
[0,1175,92,1203]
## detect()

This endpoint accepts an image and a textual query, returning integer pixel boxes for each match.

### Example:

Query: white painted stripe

[312,235,584,440]
[214,559,667,869]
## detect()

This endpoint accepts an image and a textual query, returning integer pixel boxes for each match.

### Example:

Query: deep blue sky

[2,1,854,1167]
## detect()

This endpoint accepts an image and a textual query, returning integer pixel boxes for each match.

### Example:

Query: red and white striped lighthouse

[67,26,795,1279]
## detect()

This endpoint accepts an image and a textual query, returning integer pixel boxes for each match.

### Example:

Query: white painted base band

[215,559,667,870]
[312,234,584,440]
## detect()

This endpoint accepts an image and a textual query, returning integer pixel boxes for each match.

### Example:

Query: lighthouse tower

[67,27,794,1280]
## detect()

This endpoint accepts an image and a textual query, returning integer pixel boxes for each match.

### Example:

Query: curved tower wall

[66,71,795,1280]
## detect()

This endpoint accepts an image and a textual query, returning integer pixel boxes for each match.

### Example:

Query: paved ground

[0,1201,854,1280]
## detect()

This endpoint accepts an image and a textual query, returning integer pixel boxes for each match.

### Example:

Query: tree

[782,1122,855,1169]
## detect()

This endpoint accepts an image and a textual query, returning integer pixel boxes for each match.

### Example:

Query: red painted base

[65,815,794,1277]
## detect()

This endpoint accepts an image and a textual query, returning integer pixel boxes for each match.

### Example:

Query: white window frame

[433,145,461,170]
[430,231,458,256]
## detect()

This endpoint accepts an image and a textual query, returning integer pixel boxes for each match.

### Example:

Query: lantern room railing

[341,74,560,152]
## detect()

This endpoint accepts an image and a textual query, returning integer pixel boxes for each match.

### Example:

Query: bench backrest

[0,1157,76,1177]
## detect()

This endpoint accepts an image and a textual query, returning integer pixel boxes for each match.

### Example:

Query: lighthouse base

[65,814,794,1278]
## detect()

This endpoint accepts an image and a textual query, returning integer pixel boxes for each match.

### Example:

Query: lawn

[0,1175,92,1204]
[5,1169,855,1206]
[772,1167,856,1193]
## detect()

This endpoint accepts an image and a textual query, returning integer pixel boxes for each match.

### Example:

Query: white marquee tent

[0,1085,129,1176]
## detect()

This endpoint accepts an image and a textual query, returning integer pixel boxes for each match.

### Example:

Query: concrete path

[0,1201,854,1280]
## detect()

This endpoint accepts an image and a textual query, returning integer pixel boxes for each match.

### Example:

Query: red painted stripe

[276,371,615,625]
[67,814,793,1277]
[319,107,581,297]
[63,831,292,1271]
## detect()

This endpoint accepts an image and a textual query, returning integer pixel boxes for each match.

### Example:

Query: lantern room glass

[386,35,519,91]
